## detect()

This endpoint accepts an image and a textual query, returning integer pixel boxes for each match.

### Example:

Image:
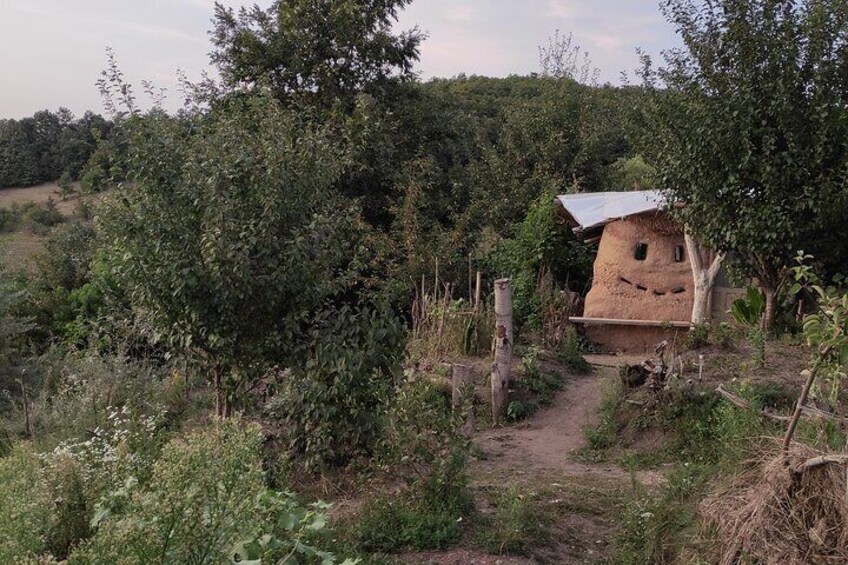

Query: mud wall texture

[582,213,693,352]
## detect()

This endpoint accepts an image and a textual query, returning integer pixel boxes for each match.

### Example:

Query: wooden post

[491,278,513,425]
[474,271,482,311]
[19,379,32,439]
[452,363,475,435]
[434,258,439,301]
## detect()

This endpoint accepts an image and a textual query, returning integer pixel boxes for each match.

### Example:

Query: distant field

[0,182,98,273]
[0,181,78,215]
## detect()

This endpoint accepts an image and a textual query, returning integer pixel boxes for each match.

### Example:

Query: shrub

[69,421,266,564]
[0,444,51,562]
[357,379,472,552]
[559,325,590,373]
[57,172,75,200]
[267,302,405,471]
[21,200,63,234]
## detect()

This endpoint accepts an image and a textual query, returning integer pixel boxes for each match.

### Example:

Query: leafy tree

[98,94,368,416]
[210,0,423,110]
[0,109,110,188]
[635,0,848,328]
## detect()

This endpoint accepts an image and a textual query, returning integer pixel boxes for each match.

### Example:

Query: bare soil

[405,357,665,565]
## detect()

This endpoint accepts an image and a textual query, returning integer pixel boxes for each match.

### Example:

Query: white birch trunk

[491,278,513,425]
[684,231,726,325]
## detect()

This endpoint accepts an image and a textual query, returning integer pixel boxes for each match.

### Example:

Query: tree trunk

[491,278,513,426]
[763,285,777,332]
[474,271,482,311]
[214,370,224,418]
[20,379,32,439]
[684,231,725,325]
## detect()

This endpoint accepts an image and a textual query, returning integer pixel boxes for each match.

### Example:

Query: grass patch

[475,487,550,556]
[507,347,567,422]
[574,379,623,463]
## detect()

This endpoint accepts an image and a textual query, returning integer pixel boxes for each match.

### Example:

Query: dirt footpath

[472,367,663,486]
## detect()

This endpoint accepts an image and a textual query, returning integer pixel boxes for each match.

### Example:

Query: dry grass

[0,231,46,273]
[0,181,78,215]
[701,443,848,565]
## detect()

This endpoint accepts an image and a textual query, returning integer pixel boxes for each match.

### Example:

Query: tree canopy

[210,0,424,109]
[634,0,848,326]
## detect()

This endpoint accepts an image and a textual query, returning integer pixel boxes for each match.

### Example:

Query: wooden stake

[452,363,475,436]
[474,271,482,311]
[434,258,439,301]
[19,379,32,439]
[491,278,513,425]
[783,362,822,459]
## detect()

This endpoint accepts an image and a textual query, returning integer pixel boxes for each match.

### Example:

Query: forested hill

[0,109,112,188]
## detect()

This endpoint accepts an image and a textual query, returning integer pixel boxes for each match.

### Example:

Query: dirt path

[472,366,663,486]
[402,360,663,565]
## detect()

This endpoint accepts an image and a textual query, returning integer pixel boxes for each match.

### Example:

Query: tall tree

[98,95,368,415]
[209,0,423,110]
[635,0,848,328]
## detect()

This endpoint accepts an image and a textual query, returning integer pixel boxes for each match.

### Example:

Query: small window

[674,245,685,263]
[634,242,648,261]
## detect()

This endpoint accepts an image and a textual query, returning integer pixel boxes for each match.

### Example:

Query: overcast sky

[0,0,679,119]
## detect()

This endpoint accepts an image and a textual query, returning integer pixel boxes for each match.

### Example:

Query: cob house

[555,191,744,353]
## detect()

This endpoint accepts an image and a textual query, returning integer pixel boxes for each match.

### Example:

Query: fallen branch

[716,385,791,422]
[793,454,848,473]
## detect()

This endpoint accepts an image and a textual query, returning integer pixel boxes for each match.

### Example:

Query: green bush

[559,325,590,373]
[21,200,63,234]
[356,494,464,553]
[0,444,51,562]
[483,192,592,330]
[357,379,472,553]
[69,420,266,564]
[267,302,405,471]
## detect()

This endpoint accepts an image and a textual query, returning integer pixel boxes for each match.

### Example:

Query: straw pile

[701,443,848,565]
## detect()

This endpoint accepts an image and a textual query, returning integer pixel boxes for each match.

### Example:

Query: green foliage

[357,379,471,553]
[510,347,567,421]
[608,154,656,191]
[580,380,623,459]
[232,491,358,565]
[99,94,371,412]
[0,444,51,562]
[0,109,109,188]
[56,171,74,200]
[730,287,766,327]
[636,0,848,327]
[267,302,405,470]
[613,462,713,564]
[210,0,423,110]
[477,488,548,556]
[558,326,591,373]
[485,192,591,329]
[69,421,262,564]
[0,201,64,235]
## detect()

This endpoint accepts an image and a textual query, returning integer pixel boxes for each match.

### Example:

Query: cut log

[491,278,513,425]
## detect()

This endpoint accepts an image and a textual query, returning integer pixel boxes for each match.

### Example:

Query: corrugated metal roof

[555,190,666,232]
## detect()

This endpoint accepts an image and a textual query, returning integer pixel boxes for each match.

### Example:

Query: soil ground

[404,357,664,565]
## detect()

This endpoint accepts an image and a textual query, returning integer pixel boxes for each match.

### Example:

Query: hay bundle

[701,444,848,565]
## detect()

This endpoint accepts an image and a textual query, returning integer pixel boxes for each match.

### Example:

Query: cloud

[590,34,624,51]
[547,0,577,20]
[445,5,476,23]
